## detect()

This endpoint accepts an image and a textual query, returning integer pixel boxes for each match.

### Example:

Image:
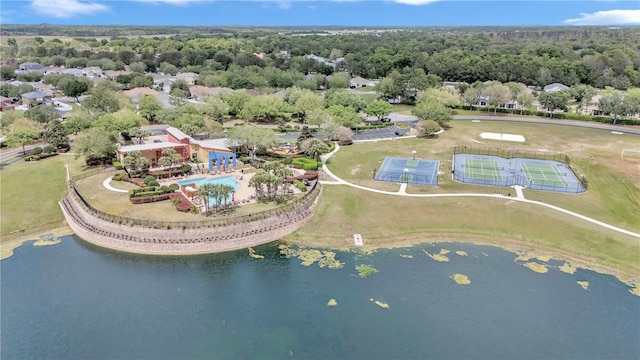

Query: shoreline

[283,232,640,291]
[3,225,639,294]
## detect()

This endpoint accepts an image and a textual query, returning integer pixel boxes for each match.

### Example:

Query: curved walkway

[103,177,129,193]
[320,143,640,239]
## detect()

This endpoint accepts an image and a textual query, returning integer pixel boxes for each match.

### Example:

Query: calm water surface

[1,235,638,359]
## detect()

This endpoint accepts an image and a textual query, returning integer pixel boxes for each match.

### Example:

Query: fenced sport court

[452,147,586,193]
[374,157,439,186]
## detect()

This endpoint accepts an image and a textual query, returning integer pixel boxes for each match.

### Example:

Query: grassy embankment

[286,120,640,277]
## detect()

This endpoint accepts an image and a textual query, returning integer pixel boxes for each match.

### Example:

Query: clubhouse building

[116,127,240,172]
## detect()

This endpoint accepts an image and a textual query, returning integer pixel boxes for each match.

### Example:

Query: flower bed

[169,193,192,212]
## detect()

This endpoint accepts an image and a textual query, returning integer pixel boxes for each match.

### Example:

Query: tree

[461,87,482,110]
[196,183,216,216]
[516,91,535,115]
[122,150,149,176]
[227,125,279,161]
[25,106,59,123]
[416,88,460,108]
[324,89,366,112]
[570,84,597,113]
[5,123,39,155]
[625,88,640,116]
[416,120,441,138]
[292,91,324,122]
[138,94,163,123]
[223,91,251,117]
[0,66,15,80]
[200,96,228,123]
[365,100,393,121]
[42,120,69,149]
[598,88,629,124]
[158,147,182,177]
[412,100,452,127]
[82,89,122,115]
[180,124,201,137]
[297,125,315,145]
[64,114,92,135]
[239,95,288,123]
[327,105,361,128]
[74,128,118,163]
[299,138,329,167]
[328,72,350,89]
[62,79,89,101]
[538,90,570,118]
[94,109,141,133]
[484,83,512,114]
[130,128,152,144]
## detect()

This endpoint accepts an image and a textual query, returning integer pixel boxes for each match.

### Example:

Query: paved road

[0,143,44,169]
[453,115,640,135]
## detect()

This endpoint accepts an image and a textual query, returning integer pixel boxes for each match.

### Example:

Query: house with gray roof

[543,83,569,93]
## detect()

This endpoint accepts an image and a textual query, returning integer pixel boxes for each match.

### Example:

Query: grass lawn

[0,154,92,240]
[74,172,291,222]
[287,185,640,276]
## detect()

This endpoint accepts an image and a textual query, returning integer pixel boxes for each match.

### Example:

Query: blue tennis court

[374,157,439,186]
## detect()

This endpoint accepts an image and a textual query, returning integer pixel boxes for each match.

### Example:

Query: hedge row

[292,157,318,171]
[293,179,307,192]
[129,185,175,199]
[130,193,171,204]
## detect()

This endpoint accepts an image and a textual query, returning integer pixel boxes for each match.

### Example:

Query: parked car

[338,139,353,146]
[381,117,391,122]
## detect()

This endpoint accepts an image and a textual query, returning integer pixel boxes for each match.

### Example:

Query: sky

[1,0,639,26]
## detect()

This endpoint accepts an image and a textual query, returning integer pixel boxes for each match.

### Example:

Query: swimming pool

[178,176,239,205]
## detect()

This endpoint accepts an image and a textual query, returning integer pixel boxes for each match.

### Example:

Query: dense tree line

[1,27,638,90]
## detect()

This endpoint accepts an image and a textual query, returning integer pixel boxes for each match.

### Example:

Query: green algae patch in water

[370,298,389,309]
[577,281,589,290]
[523,262,548,273]
[455,251,468,257]
[327,299,338,307]
[423,249,450,262]
[558,262,577,274]
[451,274,471,285]
[248,247,264,259]
[279,245,344,269]
[356,264,379,278]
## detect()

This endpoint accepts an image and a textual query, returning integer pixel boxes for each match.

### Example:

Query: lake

[1,234,638,359]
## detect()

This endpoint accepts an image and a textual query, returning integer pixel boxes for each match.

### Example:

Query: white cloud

[564,9,640,25]
[30,0,109,18]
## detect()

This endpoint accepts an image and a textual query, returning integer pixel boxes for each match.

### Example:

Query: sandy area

[480,132,526,142]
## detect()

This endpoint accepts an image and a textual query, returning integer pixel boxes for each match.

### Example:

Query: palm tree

[249,171,270,199]
[196,183,216,216]
[159,147,182,178]
[218,184,235,206]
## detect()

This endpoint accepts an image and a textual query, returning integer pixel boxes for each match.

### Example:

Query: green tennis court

[463,158,503,181]
[521,162,568,186]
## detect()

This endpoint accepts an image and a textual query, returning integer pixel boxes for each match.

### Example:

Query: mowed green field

[291,120,640,276]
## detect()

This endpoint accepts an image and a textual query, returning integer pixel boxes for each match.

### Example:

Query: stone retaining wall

[59,185,321,255]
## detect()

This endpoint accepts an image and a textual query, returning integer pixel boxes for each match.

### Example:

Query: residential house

[543,83,569,93]
[41,66,65,75]
[21,91,53,108]
[349,76,376,88]
[189,85,222,101]
[104,70,131,80]
[62,68,83,77]
[176,72,198,85]
[18,62,44,72]
[123,87,159,103]
[82,67,103,78]
[0,96,16,111]
[30,82,55,93]
[153,74,175,92]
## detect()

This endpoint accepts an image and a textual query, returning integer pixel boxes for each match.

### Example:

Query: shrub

[130,194,171,204]
[143,175,156,186]
[148,180,160,187]
[37,153,58,159]
[0,141,6,148]
[240,157,250,164]
[292,157,318,171]
[112,159,123,170]
[43,145,56,154]
[112,172,126,181]
[168,183,179,191]
[182,164,192,173]
[293,179,307,192]
[31,147,43,155]
[283,158,293,164]
[24,155,39,162]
